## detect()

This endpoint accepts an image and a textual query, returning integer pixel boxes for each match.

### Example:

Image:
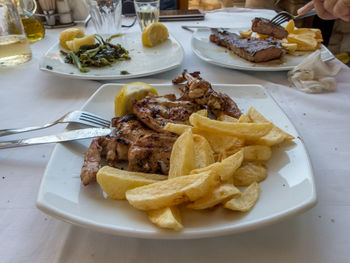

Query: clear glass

[85,0,122,34]
[0,0,32,66]
[134,0,159,31]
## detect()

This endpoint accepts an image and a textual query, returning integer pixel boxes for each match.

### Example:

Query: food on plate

[142,22,169,47]
[239,29,253,38]
[59,28,85,50]
[242,145,272,161]
[114,82,158,117]
[224,182,260,212]
[209,31,284,63]
[233,162,268,186]
[193,134,215,169]
[61,34,130,73]
[251,17,289,40]
[65,34,96,52]
[147,207,183,231]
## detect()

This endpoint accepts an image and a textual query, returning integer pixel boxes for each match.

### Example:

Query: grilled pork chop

[209,31,284,63]
[251,17,289,40]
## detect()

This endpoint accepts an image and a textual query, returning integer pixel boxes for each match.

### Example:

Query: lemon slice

[115,82,158,117]
[59,28,85,49]
[142,22,169,47]
[65,34,95,52]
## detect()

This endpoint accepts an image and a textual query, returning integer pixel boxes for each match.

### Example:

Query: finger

[313,0,337,19]
[297,1,314,15]
[333,0,350,21]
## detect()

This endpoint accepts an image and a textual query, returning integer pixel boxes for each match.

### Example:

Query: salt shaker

[56,0,73,24]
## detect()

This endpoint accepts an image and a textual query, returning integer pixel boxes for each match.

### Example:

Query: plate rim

[38,33,184,80]
[36,83,317,239]
[191,28,334,71]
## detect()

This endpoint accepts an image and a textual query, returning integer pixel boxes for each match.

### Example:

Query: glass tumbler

[134,0,160,31]
[0,0,32,66]
[85,0,122,34]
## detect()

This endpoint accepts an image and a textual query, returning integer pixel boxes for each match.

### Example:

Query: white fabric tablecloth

[1,8,350,263]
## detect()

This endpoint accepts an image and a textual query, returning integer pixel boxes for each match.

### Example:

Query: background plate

[191,28,334,71]
[37,83,316,239]
[39,32,184,80]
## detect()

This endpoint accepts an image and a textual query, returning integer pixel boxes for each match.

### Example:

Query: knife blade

[0,128,112,149]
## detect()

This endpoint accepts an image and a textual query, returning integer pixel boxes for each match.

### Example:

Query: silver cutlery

[181,25,228,32]
[269,9,317,26]
[0,111,110,137]
[0,128,112,149]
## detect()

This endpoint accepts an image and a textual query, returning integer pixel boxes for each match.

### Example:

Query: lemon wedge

[115,82,158,117]
[142,22,169,47]
[65,34,95,52]
[59,28,85,49]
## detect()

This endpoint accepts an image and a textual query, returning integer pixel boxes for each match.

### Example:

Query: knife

[181,25,230,32]
[0,128,112,149]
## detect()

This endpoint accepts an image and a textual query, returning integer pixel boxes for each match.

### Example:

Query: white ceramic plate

[191,28,334,71]
[39,32,184,80]
[37,83,316,239]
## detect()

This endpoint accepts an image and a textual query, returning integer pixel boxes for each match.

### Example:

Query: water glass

[134,0,160,31]
[0,0,32,66]
[85,0,122,34]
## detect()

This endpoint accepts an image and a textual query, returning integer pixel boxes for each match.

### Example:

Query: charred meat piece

[209,31,284,63]
[173,70,242,118]
[128,133,178,174]
[133,94,200,132]
[251,17,289,40]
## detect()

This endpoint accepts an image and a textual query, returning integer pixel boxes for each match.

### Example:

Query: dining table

[1,7,350,263]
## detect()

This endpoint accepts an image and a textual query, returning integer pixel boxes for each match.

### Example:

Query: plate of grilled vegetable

[37,71,316,239]
[191,18,334,71]
[39,28,184,80]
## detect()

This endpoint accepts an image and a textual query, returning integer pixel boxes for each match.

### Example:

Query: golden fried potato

[196,109,208,117]
[147,206,183,231]
[189,113,273,140]
[96,166,166,200]
[168,129,195,179]
[243,145,272,161]
[282,42,298,54]
[237,114,251,123]
[191,150,243,182]
[126,171,220,210]
[239,29,253,38]
[187,183,241,210]
[224,182,260,212]
[287,33,318,51]
[193,134,215,169]
[285,19,295,34]
[217,114,238,123]
[163,122,192,135]
[233,162,267,186]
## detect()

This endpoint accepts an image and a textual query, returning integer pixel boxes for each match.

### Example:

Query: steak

[251,17,289,40]
[209,31,284,63]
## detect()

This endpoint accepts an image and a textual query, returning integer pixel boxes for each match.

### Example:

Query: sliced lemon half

[65,34,95,52]
[114,82,158,117]
[142,22,169,47]
[59,28,85,50]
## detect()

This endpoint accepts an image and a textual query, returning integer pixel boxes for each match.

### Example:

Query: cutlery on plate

[0,128,112,149]
[0,111,110,137]
[269,9,317,26]
[181,25,229,32]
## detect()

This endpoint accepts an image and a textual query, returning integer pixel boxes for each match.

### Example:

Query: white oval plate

[191,28,334,71]
[39,32,184,80]
[37,83,316,239]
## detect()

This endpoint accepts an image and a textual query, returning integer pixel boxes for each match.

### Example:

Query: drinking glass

[0,0,32,66]
[85,0,122,34]
[134,0,160,31]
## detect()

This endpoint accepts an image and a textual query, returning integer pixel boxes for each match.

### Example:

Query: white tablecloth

[1,8,350,263]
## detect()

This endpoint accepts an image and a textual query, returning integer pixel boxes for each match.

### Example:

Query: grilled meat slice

[209,31,284,63]
[173,70,242,118]
[133,94,200,132]
[128,133,178,175]
[251,17,288,40]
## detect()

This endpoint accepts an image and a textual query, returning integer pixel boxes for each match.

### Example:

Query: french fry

[233,162,267,186]
[96,166,166,200]
[126,171,220,210]
[147,206,183,231]
[237,114,251,123]
[239,29,253,38]
[163,122,192,135]
[193,134,215,169]
[217,114,238,123]
[243,145,272,161]
[168,129,196,179]
[285,19,295,34]
[224,182,260,212]
[190,112,273,140]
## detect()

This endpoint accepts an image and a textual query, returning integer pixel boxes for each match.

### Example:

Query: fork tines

[79,112,110,128]
[269,11,293,26]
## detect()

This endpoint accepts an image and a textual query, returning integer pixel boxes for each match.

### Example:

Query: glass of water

[134,0,160,31]
[85,0,122,34]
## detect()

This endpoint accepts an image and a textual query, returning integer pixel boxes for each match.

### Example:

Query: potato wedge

[187,183,241,209]
[239,29,252,38]
[193,134,215,169]
[285,19,295,34]
[217,114,238,123]
[237,114,251,123]
[126,171,220,210]
[168,129,196,179]
[96,166,166,200]
[191,150,243,181]
[190,113,273,140]
[233,162,267,186]
[224,182,260,212]
[163,122,192,135]
[243,145,272,161]
[147,206,183,231]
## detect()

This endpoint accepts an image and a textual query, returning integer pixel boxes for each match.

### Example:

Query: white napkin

[288,50,341,93]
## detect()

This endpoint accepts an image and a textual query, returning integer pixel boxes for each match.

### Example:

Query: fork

[269,9,317,26]
[0,111,110,137]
